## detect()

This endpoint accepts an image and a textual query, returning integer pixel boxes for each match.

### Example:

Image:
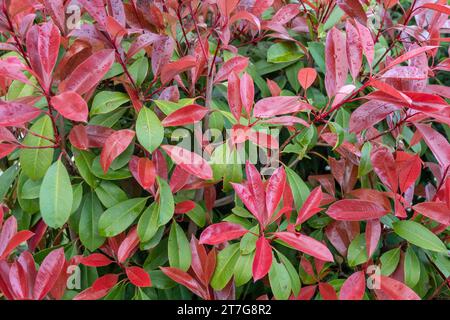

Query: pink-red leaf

[214,57,249,83]
[129,156,156,190]
[319,282,338,300]
[161,145,213,180]
[126,266,152,287]
[79,253,114,267]
[59,49,115,95]
[227,72,242,121]
[253,96,309,118]
[365,219,381,258]
[252,237,272,281]
[117,227,139,263]
[0,101,42,127]
[296,186,323,225]
[412,202,450,226]
[0,231,34,260]
[339,271,366,300]
[240,72,254,115]
[50,91,88,123]
[199,222,248,245]
[265,167,286,221]
[161,105,209,127]
[415,124,450,167]
[349,100,398,133]
[100,129,135,173]
[337,0,367,25]
[297,68,317,91]
[160,267,206,299]
[377,276,420,300]
[161,55,197,84]
[346,20,363,80]
[275,232,334,262]
[33,248,66,300]
[325,27,348,97]
[327,199,389,221]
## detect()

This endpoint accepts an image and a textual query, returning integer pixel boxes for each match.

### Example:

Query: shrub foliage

[0,0,449,300]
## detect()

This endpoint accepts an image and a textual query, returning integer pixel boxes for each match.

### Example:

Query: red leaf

[297,68,317,91]
[420,3,450,15]
[33,248,66,300]
[9,261,29,299]
[59,49,115,95]
[345,20,363,80]
[296,186,323,225]
[337,0,367,25]
[377,276,420,300]
[371,147,398,192]
[0,101,42,127]
[50,91,88,123]
[319,282,338,300]
[117,227,139,263]
[266,79,281,96]
[79,253,114,267]
[129,156,156,190]
[325,27,348,97]
[160,267,207,299]
[383,46,438,72]
[126,266,152,287]
[253,96,309,118]
[0,231,34,260]
[412,202,450,226]
[265,167,286,221]
[260,116,310,127]
[275,232,334,262]
[245,162,267,225]
[161,55,197,84]
[161,104,209,127]
[355,21,374,66]
[214,57,249,83]
[78,0,107,25]
[415,124,450,168]
[26,22,60,90]
[231,182,260,221]
[161,145,213,180]
[268,4,300,26]
[365,219,381,258]
[199,222,248,245]
[127,32,161,59]
[100,129,135,173]
[240,72,254,115]
[73,274,118,300]
[396,152,421,193]
[327,199,389,221]
[217,0,239,18]
[349,100,398,133]
[68,124,89,150]
[174,200,196,214]
[339,271,366,300]
[252,237,272,281]
[228,72,242,121]
[151,36,175,76]
[368,78,412,105]
[43,0,65,32]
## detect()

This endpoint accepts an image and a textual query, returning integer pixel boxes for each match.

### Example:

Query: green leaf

[20,115,55,180]
[211,243,240,290]
[234,253,254,287]
[240,225,258,255]
[157,177,174,226]
[404,247,421,288]
[323,6,344,31]
[277,251,301,296]
[21,178,41,199]
[95,181,128,208]
[129,56,148,86]
[89,108,127,127]
[285,166,310,211]
[71,183,83,213]
[168,221,191,271]
[79,192,105,251]
[380,248,401,276]
[17,173,39,213]
[153,98,196,115]
[137,202,159,243]
[347,233,368,267]
[185,203,206,228]
[269,258,291,300]
[91,156,132,180]
[74,150,97,188]
[307,42,325,73]
[267,42,303,63]
[39,159,73,228]
[358,142,373,177]
[98,197,148,237]
[136,107,164,153]
[0,164,19,200]
[90,91,130,115]
[329,122,345,150]
[393,220,447,253]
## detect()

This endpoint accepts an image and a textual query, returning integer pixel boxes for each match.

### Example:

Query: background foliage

[0,0,449,300]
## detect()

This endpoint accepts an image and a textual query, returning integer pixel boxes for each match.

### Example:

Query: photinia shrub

[0,0,449,301]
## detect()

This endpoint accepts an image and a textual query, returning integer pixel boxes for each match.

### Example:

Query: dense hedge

[0,0,449,300]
